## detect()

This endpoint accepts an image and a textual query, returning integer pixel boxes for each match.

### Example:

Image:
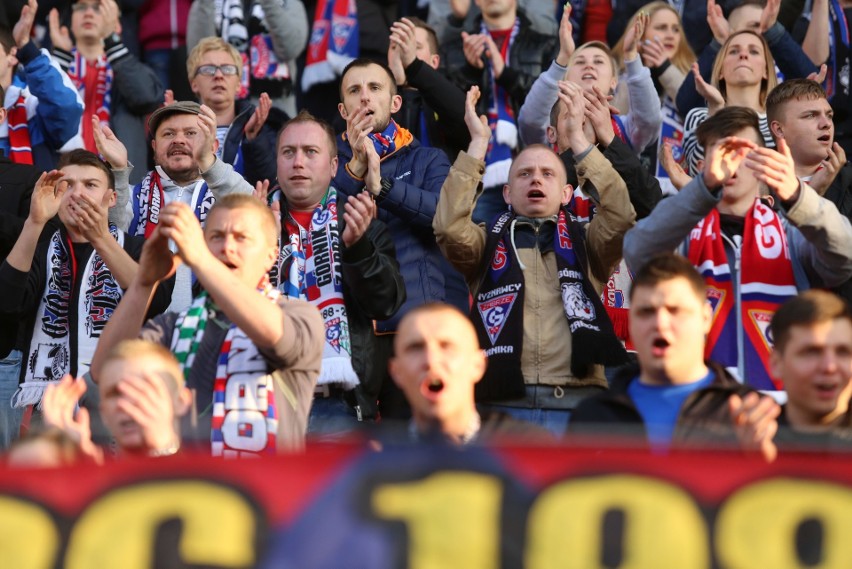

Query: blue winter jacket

[333,136,468,331]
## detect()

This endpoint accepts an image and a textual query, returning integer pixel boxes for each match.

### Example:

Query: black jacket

[441,10,558,122]
[279,198,406,418]
[0,155,61,358]
[559,136,663,221]
[570,361,758,449]
[393,58,470,162]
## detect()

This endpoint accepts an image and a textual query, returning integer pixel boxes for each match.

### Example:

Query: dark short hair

[766,79,828,127]
[696,106,763,150]
[0,27,13,55]
[408,17,439,56]
[629,253,707,303]
[770,290,852,353]
[277,110,337,156]
[57,149,116,191]
[339,58,399,100]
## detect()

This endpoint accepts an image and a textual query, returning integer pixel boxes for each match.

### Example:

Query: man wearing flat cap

[97,100,254,310]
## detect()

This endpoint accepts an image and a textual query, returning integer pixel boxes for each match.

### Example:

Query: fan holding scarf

[624,106,852,402]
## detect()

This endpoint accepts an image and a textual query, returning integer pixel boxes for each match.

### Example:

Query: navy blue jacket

[333,136,467,331]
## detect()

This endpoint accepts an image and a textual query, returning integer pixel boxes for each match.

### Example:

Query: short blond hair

[102,340,184,394]
[187,37,242,80]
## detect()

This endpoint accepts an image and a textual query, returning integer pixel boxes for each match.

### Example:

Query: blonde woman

[612,3,697,193]
[681,30,779,176]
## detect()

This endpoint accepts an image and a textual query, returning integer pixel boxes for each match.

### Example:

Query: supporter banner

[1,443,851,567]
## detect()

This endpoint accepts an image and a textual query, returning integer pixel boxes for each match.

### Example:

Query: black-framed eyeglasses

[195,64,239,77]
[72,2,101,12]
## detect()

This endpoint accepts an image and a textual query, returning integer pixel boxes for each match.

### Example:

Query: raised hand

[195,104,219,172]
[461,32,487,69]
[661,142,693,190]
[556,5,576,66]
[244,93,271,141]
[344,107,374,178]
[68,192,110,243]
[807,63,828,84]
[759,0,781,33]
[702,136,757,188]
[744,138,803,202]
[693,62,725,115]
[342,191,377,247]
[464,86,491,160]
[623,11,649,61]
[115,371,181,452]
[136,224,180,287]
[482,34,505,78]
[48,8,73,52]
[13,0,37,48]
[42,374,103,464]
[389,18,419,68]
[639,35,668,69]
[809,142,846,195]
[387,39,407,86]
[163,89,176,106]
[555,80,590,153]
[99,0,122,38]
[729,392,780,463]
[29,170,67,225]
[158,202,209,270]
[707,0,731,44]
[583,85,616,146]
[363,139,383,198]
[92,116,128,168]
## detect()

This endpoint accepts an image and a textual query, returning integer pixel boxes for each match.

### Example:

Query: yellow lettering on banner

[525,475,709,569]
[0,497,59,569]
[65,480,257,569]
[372,472,502,569]
[717,478,852,569]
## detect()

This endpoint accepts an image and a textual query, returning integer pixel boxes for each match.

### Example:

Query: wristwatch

[376,177,393,202]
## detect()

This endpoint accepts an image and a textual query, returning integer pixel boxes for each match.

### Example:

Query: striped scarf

[275,190,358,389]
[66,49,113,153]
[368,119,413,159]
[217,0,294,98]
[6,92,33,165]
[15,226,125,408]
[129,168,214,238]
[302,0,359,92]
[687,202,797,391]
[172,284,281,457]
[482,19,520,189]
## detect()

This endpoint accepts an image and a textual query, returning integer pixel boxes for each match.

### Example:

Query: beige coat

[433,148,636,389]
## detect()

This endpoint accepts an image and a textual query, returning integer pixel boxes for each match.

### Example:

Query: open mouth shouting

[651,337,670,357]
[420,377,445,402]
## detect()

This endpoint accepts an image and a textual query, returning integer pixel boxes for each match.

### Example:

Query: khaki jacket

[434,148,636,388]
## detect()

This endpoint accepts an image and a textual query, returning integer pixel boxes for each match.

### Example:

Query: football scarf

[275,190,359,389]
[302,0,359,92]
[6,91,33,165]
[14,226,125,408]
[655,97,684,196]
[172,284,281,457]
[368,119,413,159]
[216,0,294,98]
[66,49,113,153]
[826,0,850,101]
[472,208,627,400]
[567,184,634,349]
[687,202,797,391]
[129,167,214,238]
[482,19,520,189]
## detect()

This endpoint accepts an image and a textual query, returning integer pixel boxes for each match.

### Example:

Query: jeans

[479,404,571,438]
[307,395,361,442]
[0,350,23,449]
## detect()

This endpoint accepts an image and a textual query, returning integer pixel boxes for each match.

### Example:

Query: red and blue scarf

[482,19,520,189]
[302,0,359,92]
[687,202,797,391]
